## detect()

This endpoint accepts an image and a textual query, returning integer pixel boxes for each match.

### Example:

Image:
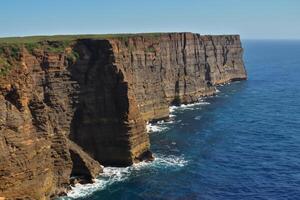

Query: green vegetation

[0,33,168,58]
[66,51,80,64]
[25,40,73,54]
[0,32,171,77]
[0,33,168,44]
[24,42,41,54]
[0,57,12,77]
[0,44,20,77]
[45,41,73,53]
[0,44,21,59]
[10,45,20,59]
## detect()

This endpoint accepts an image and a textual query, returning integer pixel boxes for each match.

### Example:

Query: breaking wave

[146,121,171,133]
[65,154,188,199]
[169,100,210,113]
[146,123,167,133]
[64,99,209,199]
[147,99,210,133]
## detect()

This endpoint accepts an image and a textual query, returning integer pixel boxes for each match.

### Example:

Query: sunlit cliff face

[0,33,246,199]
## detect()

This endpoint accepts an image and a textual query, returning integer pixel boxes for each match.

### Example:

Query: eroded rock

[0,33,246,199]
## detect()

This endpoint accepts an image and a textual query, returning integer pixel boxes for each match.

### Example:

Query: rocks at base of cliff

[69,140,103,182]
[134,150,155,163]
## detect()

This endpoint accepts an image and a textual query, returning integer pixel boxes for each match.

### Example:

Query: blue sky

[1,0,299,39]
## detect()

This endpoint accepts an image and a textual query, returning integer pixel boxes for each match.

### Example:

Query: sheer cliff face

[0,33,246,199]
[69,40,150,167]
[110,33,246,121]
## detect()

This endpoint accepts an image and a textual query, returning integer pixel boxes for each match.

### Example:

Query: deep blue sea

[65,40,300,200]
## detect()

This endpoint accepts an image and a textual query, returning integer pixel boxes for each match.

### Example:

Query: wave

[169,105,177,113]
[63,98,213,199]
[146,117,177,133]
[146,122,170,133]
[169,114,176,118]
[64,99,211,199]
[146,117,174,133]
[147,99,210,133]
[153,154,188,168]
[169,101,210,113]
[219,81,232,87]
[194,116,202,120]
[65,154,188,199]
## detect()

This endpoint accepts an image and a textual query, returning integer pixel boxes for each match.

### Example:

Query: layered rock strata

[0,32,246,199]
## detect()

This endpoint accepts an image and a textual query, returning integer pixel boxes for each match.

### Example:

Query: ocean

[63,40,300,200]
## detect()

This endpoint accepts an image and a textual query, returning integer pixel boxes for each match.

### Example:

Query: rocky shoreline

[0,32,246,199]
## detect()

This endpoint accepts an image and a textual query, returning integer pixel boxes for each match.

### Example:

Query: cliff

[0,32,246,199]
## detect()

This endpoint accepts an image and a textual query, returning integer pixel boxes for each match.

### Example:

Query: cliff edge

[0,32,246,199]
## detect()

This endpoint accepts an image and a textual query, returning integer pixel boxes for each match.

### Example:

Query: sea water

[63,40,300,200]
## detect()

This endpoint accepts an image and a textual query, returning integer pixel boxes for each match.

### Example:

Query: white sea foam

[146,118,176,133]
[169,114,176,118]
[194,116,202,120]
[65,98,211,199]
[157,120,165,124]
[146,122,169,133]
[169,101,210,113]
[66,154,188,199]
[152,154,188,168]
[169,105,178,113]
[66,166,132,199]
[179,102,210,110]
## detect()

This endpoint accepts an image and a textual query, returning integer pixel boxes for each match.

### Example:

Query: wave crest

[170,100,210,113]
[66,154,188,199]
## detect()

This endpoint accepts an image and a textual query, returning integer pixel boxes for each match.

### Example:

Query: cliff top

[0,32,241,78]
[0,32,240,44]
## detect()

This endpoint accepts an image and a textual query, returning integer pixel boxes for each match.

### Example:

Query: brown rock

[0,32,246,199]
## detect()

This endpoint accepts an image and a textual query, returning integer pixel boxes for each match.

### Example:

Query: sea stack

[0,32,246,199]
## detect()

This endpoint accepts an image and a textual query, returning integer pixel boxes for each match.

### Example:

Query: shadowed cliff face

[0,33,246,199]
[69,39,150,166]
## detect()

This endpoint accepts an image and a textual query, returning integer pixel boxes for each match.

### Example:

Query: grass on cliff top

[0,57,12,76]
[0,33,171,44]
